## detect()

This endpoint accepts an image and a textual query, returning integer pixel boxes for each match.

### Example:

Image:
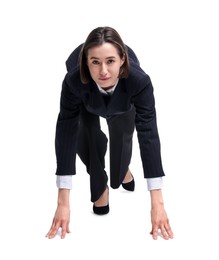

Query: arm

[46,176,73,239]
[147,178,173,239]
[133,75,173,239]
[133,75,165,178]
[55,74,81,175]
[46,73,81,239]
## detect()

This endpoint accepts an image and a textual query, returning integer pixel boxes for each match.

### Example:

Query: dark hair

[79,26,129,84]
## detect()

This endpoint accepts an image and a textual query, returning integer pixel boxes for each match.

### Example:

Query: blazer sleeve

[132,76,165,178]
[55,74,81,175]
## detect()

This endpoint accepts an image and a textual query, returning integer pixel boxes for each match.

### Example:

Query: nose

[100,63,107,76]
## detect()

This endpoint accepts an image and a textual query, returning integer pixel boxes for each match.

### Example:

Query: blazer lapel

[83,80,131,118]
[107,80,131,115]
[83,82,107,117]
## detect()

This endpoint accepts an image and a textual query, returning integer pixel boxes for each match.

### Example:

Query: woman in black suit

[46,26,174,240]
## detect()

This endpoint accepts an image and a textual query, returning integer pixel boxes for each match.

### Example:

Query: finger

[150,225,158,240]
[160,225,169,240]
[46,227,55,238]
[46,219,56,237]
[47,227,59,239]
[46,223,60,239]
[66,225,71,234]
[61,221,71,238]
[61,228,67,239]
[165,223,174,239]
[46,230,55,239]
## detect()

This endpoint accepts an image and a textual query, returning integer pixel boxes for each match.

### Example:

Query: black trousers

[77,105,135,202]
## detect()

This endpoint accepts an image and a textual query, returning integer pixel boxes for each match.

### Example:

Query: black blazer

[55,44,165,179]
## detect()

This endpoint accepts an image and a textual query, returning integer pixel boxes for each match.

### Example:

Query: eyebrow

[90,56,116,60]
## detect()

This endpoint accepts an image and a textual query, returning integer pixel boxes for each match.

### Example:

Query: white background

[0,0,219,259]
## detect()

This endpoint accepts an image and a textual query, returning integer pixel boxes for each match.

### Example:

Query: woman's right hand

[46,205,71,239]
[46,189,71,239]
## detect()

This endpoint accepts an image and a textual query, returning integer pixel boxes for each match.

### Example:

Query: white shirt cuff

[147,177,163,191]
[56,175,72,189]
[56,176,163,190]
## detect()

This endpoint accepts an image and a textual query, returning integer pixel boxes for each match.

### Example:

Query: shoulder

[128,62,151,85]
[66,67,81,84]
[122,62,153,96]
[62,68,83,97]
[65,43,83,72]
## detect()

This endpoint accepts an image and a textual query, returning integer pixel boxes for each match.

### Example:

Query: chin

[101,85,111,89]
[98,83,110,89]
[100,81,115,88]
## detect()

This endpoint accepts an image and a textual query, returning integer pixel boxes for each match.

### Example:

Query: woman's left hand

[149,189,174,240]
[150,203,174,240]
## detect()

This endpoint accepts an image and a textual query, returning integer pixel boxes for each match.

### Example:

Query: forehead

[87,43,119,59]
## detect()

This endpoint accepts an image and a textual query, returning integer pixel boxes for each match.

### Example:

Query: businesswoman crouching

[46,26,174,240]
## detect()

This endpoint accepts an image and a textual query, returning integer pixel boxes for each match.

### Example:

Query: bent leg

[77,106,108,202]
[107,107,136,189]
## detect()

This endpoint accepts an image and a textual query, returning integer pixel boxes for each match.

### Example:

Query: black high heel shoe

[122,177,135,191]
[93,187,109,215]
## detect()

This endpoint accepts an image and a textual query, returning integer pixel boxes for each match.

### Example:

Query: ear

[121,54,125,66]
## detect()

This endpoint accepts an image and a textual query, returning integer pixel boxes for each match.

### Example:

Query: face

[87,43,125,89]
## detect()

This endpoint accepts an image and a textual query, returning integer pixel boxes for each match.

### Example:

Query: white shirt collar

[97,79,119,95]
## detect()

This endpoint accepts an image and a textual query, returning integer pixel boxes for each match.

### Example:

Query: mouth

[99,77,110,81]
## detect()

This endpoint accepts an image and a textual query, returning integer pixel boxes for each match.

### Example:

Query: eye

[107,59,115,64]
[92,60,100,65]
